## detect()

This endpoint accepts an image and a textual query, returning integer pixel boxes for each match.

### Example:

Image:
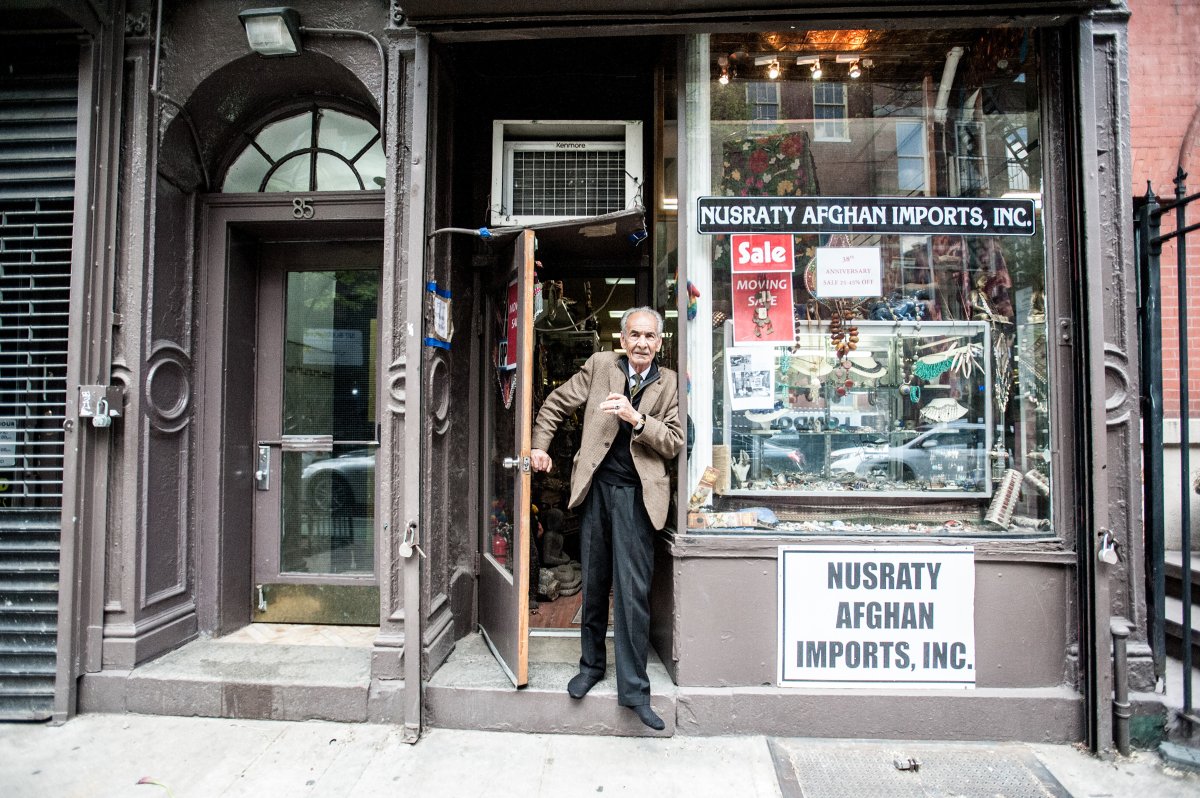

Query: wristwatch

[633,414,646,432]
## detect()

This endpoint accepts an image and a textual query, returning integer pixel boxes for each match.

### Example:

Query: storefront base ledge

[77,639,400,725]
[669,533,1073,562]
[673,685,1083,741]
[100,605,199,670]
[371,636,405,680]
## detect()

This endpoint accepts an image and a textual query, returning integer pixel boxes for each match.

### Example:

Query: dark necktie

[630,372,643,398]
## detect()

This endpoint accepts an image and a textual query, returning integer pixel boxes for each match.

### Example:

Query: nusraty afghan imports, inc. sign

[698,196,1036,237]
[777,545,976,688]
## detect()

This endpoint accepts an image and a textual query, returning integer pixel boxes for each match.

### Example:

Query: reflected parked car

[302,449,375,512]
[829,422,987,483]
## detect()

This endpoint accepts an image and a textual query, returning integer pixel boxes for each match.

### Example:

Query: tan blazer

[532,351,683,530]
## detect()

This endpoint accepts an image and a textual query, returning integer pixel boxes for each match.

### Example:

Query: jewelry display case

[721,320,992,498]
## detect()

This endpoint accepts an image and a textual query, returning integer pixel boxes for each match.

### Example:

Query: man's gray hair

[620,306,664,336]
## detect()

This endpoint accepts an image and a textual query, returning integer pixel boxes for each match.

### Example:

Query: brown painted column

[54,11,128,720]
[373,24,425,741]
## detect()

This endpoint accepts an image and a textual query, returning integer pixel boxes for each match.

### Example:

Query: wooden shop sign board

[777,545,976,688]
[698,196,1036,236]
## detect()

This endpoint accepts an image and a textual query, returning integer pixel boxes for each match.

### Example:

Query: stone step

[1165,550,1200,605]
[425,633,675,737]
[1165,595,1200,662]
[81,639,380,724]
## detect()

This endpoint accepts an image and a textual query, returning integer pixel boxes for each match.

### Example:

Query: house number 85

[292,198,314,219]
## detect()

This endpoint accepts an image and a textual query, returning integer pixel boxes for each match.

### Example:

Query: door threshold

[217,622,377,648]
[530,628,613,637]
[530,628,579,637]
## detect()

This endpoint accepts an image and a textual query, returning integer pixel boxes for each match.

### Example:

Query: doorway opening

[251,240,382,626]
[434,34,672,688]
[526,271,640,632]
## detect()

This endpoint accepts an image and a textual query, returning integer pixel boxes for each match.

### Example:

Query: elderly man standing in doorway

[530,306,683,730]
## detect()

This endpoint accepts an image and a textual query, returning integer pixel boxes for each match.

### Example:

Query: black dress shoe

[631,704,665,731]
[567,672,601,699]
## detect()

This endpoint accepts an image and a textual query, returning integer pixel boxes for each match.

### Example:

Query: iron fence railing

[1136,167,1200,730]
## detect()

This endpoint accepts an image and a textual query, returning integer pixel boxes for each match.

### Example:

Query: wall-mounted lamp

[238,7,303,56]
[717,55,730,85]
[796,57,821,80]
[235,7,389,140]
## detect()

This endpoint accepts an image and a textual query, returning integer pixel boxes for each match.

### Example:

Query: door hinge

[473,552,481,576]
[1057,317,1072,346]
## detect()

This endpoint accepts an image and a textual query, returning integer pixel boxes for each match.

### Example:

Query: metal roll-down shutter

[0,40,78,721]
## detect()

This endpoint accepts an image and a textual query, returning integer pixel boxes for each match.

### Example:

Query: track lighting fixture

[753,54,783,80]
[835,54,873,79]
[795,56,821,80]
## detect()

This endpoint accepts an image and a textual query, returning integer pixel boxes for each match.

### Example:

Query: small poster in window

[727,347,776,411]
[302,329,363,366]
[814,247,882,298]
[732,273,795,346]
[500,279,519,371]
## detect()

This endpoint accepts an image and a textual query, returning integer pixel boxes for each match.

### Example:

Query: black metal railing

[1136,167,1200,730]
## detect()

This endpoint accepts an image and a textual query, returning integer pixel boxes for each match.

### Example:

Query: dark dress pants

[577,480,655,707]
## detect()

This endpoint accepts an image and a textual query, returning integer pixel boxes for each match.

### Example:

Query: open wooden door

[478,230,535,687]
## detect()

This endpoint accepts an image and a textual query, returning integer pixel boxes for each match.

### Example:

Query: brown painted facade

[0,0,1153,754]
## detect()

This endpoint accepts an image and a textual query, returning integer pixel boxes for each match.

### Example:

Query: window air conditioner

[490,120,643,227]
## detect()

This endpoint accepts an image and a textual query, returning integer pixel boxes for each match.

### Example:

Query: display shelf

[721,320,992,499]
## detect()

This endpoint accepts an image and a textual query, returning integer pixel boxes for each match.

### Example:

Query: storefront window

[683,30,1051,537]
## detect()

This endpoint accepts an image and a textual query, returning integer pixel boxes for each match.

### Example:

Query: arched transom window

[222,107,385,192]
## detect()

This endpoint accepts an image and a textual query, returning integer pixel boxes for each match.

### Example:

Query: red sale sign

[731,234,795,273]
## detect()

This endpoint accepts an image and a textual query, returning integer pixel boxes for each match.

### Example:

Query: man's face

[621,311,662,372]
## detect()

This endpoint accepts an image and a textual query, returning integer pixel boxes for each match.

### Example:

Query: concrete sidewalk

[2,713,1199,798]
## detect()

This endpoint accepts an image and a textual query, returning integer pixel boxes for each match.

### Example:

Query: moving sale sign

[777,545,976,688]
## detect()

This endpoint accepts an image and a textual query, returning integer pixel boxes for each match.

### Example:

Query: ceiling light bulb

[848,60,862,79]
[767,60,780,80]
[810,60,822,80]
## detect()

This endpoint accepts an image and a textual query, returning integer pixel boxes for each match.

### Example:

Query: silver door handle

[255,445,271,490]
[502,456,530,473]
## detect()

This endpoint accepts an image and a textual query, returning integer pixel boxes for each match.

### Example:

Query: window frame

[812,81,850,142]
[219,104,385,194]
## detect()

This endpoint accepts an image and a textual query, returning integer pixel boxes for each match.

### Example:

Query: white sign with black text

[814,247,882,298]
[0,418,14,468]
[777,545,976,688]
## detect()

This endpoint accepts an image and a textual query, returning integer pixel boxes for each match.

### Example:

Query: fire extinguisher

[492,529,508,565]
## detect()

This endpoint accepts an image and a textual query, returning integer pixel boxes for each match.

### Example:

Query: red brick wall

[1129,0,1200,417]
